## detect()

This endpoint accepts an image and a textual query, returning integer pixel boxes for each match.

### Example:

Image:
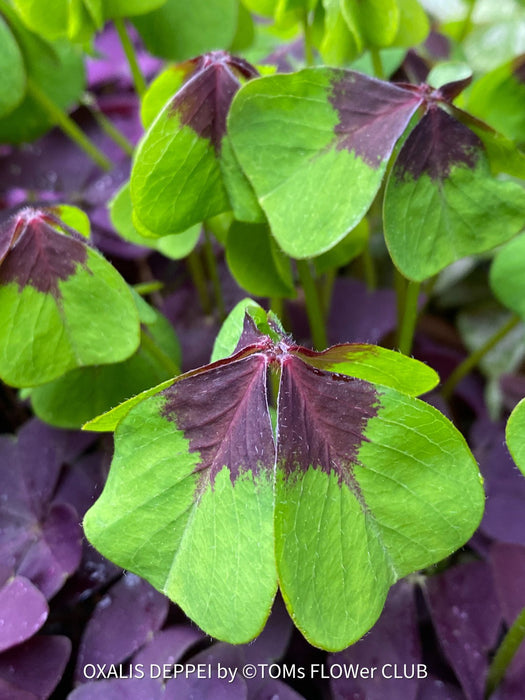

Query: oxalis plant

[2,0,525,696]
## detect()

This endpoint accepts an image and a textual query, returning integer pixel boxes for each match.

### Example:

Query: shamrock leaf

[0,207,139,387]
[84,312,484,650]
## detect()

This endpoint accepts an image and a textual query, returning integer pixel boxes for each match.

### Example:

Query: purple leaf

[63,544,121,605]
[0,635,70,700]
[241,594,293,666]
[0,418,95,513]
[68,678,164,700]
[329,71,422,167]
[252,680,306,699]
[327,278,398,345]
[424,31,452,60]
[414,335,487,419]
[416,677,465,700]
[0,208,88,296]
[329,581,421,700]
[0,635,71,700]
[392,106,481,181]
[16,503,82,599]
[438,76,473,102]
[164,643,248,700]
[169,51,258,151]
[54,452,108,520]
[425,560,501,700]
[0,424,89,599]
[75,574,169,682]
[133,625,205,669]
[86,24,161,90]
[0,576,48,653]
[471,419,525,546]
[499,373,525,413]
[0,419,92,596]
[490,542,525,625]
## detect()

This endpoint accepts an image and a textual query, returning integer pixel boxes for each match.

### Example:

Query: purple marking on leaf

[438,76,473,103]
[170,51,258,152]
[0,208,88,296]
[234,314,268,353]
[75,573,169,683]
[0,576,48,653]
[328,71,422,168]
[0,635,70,699]
[393,106,482,182]
[512,54,525,84]
[425,560,502,700]
[161,353,274,489]
[329,581,420,700]
[277,355,379,487]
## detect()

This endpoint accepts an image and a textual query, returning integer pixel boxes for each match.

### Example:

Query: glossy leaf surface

[0,18,85,144]
[466,55,525,143]
[226,221,295,297]
[12,0,103,43]
[275,353,482,649]
[132,0,238,61]
[0,208,140,387]
[506,398,525,478]
[104,0,167,19]
[0,16,25,119]
[131,51,258,236]
[228,67,421,258]
[490,232,525,320]
[384,106,525,281]
[110,183,200,259]
[29,299,180,428]
[85,313,483,650]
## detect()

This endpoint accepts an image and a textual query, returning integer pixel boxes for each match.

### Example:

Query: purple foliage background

[0,23,524,700]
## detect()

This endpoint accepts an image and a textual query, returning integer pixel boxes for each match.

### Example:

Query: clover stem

[485,607,525,698]
[27,79,112,171]
[398,280,421,355]
[362,242,377,291]
[187,249,212,315]
[302,10,314,67]
[114,17,147,97]
[442,313,521,400]
[203,228,226,321]
[370,48,384,79]
[82,93,135,157]
[458,0,478,43]
[321,268,336,316]
[296,259,328,350]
